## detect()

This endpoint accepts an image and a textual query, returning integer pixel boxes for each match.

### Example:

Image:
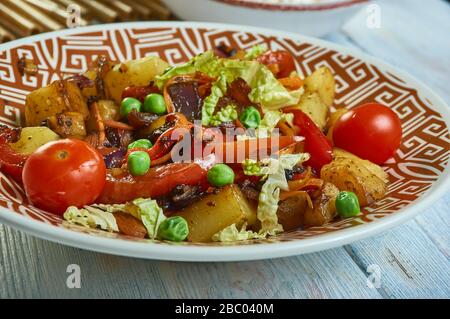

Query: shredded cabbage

[124,198,166,239]
[64,198,166,239]
[63,206,119,232]
[155,48,303,125]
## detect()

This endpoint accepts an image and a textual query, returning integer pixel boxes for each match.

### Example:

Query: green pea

[336,191,360,218]
[127,151,150,176]
[207,164,235,187]
[128,139,153,150]
[157,216,189,242]
[240,106,261,129]
[120,97,142,119]
[143,93,167,115]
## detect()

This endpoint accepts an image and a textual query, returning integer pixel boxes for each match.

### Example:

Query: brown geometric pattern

[0,25,449,246]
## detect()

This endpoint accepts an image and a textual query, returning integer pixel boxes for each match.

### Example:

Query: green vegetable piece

[120,97,142,119]
[207,164,235,187]
[336,191,361,218]
[127,151,150,176]
[157,216,189,241]
[128,139,153,150]
[240,106,261,129]
[143,93,167,115]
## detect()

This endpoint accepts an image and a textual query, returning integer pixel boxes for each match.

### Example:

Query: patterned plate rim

[0,21,449,262]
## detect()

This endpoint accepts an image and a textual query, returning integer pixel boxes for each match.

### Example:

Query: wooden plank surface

[0,0,449,299]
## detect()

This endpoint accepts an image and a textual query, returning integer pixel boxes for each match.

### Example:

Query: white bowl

[161,0,369,37]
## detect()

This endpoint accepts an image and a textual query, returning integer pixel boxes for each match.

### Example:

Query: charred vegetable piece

[127,110,159,130]
[277,193,309,231]
[47,112,87,138]
[303,182,339,227]
[25,80,89,127]
[0,126,27,183]
[113,211,148,238]
[164,75,203,121]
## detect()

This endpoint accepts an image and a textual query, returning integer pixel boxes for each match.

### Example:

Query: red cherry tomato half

[22,139,106,215]
[333,103,402,164]
[257,50,296,78]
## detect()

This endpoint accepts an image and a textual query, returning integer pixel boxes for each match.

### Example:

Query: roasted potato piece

[321,156,388,207]
[326,108,348,140]
[277,194,309,231]
[296,91,329,130]
[9,127,59,155]
[104,56,169,103]
[333,148,389,183]
[303,182,339,227]
[47,112,87,138]
[25,80,89,127]
[175,185,257,242]
[304,66,335,107]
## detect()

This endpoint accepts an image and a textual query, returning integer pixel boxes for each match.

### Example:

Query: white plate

[0,21,449,261]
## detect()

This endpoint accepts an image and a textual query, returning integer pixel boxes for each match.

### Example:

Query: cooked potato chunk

[9,127,59,155]
[175,185,257,242]
[304,66,335,107]
[25,80,89,127]
[296,91,329,130]
[104,56,169,103]
[47,112,87,138]
[333,148,389,183]
[321,154,388,206]
[303,182,339,227]
[277,194,309,231]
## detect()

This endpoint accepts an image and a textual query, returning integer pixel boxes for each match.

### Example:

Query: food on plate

[0,45,401,242]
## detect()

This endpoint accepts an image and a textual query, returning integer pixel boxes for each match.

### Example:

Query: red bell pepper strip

[287,109,333,172]
[0,126,27,183]
[97,155,215,204]
[211,136,302,164]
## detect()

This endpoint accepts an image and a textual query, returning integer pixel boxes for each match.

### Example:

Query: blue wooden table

[0,0,449,299]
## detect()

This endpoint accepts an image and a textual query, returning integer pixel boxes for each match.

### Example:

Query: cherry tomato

[22,139,106,215]
[257,50,296,78]
[333,103,402,164]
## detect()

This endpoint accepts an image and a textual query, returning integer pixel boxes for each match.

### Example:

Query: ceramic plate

[0,22,449,261]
